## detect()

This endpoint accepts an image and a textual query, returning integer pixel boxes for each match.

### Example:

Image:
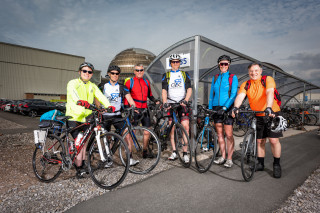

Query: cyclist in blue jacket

[209,55,238,168]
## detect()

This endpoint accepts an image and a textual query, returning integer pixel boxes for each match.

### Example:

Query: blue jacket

[208,71,238,109]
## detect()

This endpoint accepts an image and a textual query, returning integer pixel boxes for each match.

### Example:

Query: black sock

[173,150,177,154]
[258,157,265,166]
[183,152,187,156]
[130,153,133,158]
[274,157,280,165]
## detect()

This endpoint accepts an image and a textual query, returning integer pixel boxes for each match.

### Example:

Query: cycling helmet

[107,65,121,73]
[79,62,94,71]
[217,55,231,64]
[270,116,287,133]
[169,54,181,62]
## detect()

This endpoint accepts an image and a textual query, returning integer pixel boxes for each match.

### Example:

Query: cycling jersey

[162,70,191,103]
[238,76,280,115]
[66,78,110,122]
[124,76,155,108]
[208,71,238,109]
[102,81,129,116]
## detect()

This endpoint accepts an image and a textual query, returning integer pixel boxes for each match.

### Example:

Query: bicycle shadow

[190,150,264,183]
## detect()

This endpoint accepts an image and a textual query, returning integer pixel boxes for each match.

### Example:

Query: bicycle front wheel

[233,116,248,137]
[195,126,217,173]
[123,126,161,174]
[174,123,192,168]
[32,134,63,182]
[88,132,130,190]
[240,129,257,182]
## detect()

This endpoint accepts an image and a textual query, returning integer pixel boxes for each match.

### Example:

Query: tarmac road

[66,130,320,213]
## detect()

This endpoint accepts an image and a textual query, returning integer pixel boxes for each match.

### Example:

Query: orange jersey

[238,76,280,116]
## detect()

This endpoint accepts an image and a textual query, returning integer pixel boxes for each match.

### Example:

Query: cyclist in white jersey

[98,65,140,166]
[162,54,192,163]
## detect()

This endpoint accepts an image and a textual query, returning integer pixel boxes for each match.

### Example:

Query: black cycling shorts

[132,109,151,127]
[212,106,234,125]
[102,114,126,132]
[256,116,283,139]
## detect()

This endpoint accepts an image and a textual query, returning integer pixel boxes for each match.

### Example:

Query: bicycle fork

[94,126,111,162]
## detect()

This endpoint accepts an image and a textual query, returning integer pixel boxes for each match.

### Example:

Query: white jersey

[167,70,186,103]
[103,82,122,116]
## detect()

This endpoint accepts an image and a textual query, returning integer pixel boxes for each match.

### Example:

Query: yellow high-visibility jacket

[66,78,110,122]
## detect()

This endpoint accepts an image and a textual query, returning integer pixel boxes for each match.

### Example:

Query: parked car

[18,99,55,117]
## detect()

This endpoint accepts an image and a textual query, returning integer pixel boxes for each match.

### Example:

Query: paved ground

[66,128,320,213]
[1,110,319,213]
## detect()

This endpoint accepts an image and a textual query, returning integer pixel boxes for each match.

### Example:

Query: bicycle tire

[88,132,130,190]
[122,126,161,174]
[32,134,63,182]
[174,122,192,168]
[305,114,317,126]
[240,129,257,182]
[195,125,218,173]
[233,116,249,137]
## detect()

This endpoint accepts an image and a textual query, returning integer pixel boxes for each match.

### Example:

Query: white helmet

[271,116,287,133]
[169,54,181,62]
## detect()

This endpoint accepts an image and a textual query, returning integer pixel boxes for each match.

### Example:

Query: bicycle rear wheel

[123,126,161,174]
[88,132,130,190]
[32,134,63,182]
[240,129,257,182]
[174,123,192,168]
[195,126,217,173]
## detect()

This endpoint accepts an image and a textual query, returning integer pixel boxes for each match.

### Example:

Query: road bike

[236,110,265,182]
[194,106,219,173]
[153,100,192,168]
[117,107,161,174]
[32,102,130,190]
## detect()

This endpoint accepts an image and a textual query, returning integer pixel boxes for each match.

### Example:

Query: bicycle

[232,111,250,137]
[32,101,130,190]
[235,110,265,182]
[153,100,192,168]
[117,107,161,174]
[194,106,219,173]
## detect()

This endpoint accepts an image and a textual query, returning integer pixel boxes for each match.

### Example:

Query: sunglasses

[219,63,229,67]
[110,72,120,75]
[81,70,93,74]
[135,69,144,72]
[171,61,180,64]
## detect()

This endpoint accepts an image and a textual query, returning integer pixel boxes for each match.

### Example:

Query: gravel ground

[0,118,319,212]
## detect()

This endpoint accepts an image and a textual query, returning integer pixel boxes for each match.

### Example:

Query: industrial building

[0,42,100,101]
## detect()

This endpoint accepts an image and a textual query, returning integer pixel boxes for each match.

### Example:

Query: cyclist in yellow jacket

[66,62,111,178]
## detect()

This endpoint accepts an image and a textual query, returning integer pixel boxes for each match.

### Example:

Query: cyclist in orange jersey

[231,63,282,178]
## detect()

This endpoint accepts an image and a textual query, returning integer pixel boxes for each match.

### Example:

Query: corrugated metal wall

[0,42,85,100]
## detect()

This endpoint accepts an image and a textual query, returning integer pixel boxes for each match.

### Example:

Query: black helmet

[106,65,121,77]
[79,62,94,71]
[107,65,121,74]
[217,55,231,64]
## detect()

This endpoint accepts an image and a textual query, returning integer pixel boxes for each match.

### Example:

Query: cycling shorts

[256,116,283,139]
[132,108,151,127]
[212,106,234,125]
[166,104,190,122]
[102,114,126,132]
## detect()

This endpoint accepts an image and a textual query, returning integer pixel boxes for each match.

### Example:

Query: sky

[0,0,320,89]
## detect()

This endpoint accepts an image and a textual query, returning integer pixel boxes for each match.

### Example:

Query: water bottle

[69,140,74,154]
[75,131,84,150]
